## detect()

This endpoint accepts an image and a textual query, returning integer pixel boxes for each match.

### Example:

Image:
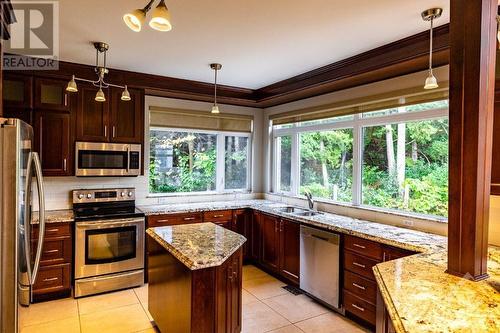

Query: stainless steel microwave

[75,142,141,177]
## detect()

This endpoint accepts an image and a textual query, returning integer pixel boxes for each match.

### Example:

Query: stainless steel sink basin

[294,211,322,217]
[277,206,307,214]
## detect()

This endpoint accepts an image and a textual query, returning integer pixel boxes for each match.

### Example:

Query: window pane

[277,136,292,192]
[300,129,353,202]
[363,100,449,118]
[362,118,448,217]
[149,130,217,193]
[225,136,249,190]
[298,114,354,127]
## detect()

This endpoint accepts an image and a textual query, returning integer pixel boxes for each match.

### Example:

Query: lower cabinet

[147,212,203,227]
[216,249,242,333]
[249,211,261,262]
[261,214,281,272]
[233,209,253,261]
[203,210,234,230]
[31,222,72,302]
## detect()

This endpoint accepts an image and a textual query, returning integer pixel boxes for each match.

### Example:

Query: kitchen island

[146,222,246,333]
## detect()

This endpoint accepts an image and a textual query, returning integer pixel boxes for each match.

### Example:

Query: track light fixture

[210,63,222,114]
[66,42,131,103]
[421,8,442,90]
[124,0,172,32]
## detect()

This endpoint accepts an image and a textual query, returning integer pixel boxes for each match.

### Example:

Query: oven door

[75,217,145,279]
[75,142,141,177]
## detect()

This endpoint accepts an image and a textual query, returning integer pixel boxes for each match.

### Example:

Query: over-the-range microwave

[75,142,141,177]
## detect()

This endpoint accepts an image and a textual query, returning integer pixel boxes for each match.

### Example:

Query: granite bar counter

[146,223,246,333]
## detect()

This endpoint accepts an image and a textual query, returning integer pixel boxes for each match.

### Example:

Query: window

[150,129,251,194]
[272,100,449,218]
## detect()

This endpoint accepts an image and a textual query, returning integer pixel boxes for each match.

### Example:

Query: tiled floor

[19,265,369,333]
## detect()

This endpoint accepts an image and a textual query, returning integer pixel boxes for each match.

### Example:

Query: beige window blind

[149,106,253,133]
[270,84,449,126]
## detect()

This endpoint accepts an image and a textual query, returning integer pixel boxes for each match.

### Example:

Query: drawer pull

[352,262,366,268]
[213,214,224,218]
[156,219,170,223]
[351,304,365,312]
[44,249,59,254]
[353,243,366,249]
[352,283,366,290]
[184,217,196,221]
[43,277,59,282]
[47,228,59,233]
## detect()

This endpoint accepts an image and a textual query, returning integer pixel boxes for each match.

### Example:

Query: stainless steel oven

[73,188,145,298]
[75,142,141,177]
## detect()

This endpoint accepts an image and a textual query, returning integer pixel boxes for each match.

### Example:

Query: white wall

[37,96,265,210]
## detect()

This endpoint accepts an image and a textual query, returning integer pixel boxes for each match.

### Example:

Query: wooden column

[448,0,497,280]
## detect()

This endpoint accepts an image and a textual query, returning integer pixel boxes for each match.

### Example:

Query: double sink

[275,206,322,217]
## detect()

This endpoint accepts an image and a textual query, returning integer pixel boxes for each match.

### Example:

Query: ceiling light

[66,42,131,103]
[421,8,442,90]
[210,63,222,114]
[124,0,172,32]
[149,0,172,32]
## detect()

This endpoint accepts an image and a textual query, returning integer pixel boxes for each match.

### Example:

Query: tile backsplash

[33,176,262,211]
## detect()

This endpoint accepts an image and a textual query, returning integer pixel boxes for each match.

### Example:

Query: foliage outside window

[150,129,251,194]
[276,136,292,192]
[273,100,449,218]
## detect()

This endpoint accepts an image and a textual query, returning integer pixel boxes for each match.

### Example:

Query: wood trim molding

[4,24,452,108]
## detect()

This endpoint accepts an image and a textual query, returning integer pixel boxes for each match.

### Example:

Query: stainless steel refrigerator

[0,118,46,333]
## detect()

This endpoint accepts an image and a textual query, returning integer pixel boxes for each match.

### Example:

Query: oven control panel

[73,188,136,203]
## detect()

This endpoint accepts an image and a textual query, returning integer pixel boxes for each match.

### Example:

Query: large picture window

[272,100,449,218]
[150,129,251,194]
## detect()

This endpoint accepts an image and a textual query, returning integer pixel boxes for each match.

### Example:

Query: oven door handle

[76,219,144,229]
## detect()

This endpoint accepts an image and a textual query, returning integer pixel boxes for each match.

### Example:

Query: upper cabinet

[2,73,33,123]
[35,78,71,111]
[76,86,144,144]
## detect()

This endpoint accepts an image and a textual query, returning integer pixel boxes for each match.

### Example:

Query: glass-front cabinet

[34,78,71,111]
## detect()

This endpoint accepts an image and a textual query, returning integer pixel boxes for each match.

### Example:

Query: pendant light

[124,0,172,32]
[421,8,442,90]
[210,63,222,114]
[66,42,131,103]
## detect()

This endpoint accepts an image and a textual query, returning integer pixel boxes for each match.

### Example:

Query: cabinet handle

[44,249,59,254]
[63,158,67,172]
[383,252,387,261]
[156,219,170,223]
[112,126,116,138]
[213,214,224,218]
[184,217,196,221]
[352,262,366,269]
[353,243,366,249]
[64,94,68,106]
[104,125,107,137]
[43,277,59,282]
[351,304,365,312]
[352,283,366,290]
[47,228,59,233]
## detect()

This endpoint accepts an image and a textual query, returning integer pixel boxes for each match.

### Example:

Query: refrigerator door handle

[23,152,35,284]
[31,152,45,285]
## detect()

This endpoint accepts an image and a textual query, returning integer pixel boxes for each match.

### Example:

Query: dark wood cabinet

[250,211,261,262]
[261,214,280,272]
[33,110,72,176]
[203,210,234,229]
[147,212,203,227]
[3,73,32,109]
[216,249,242,333]
[490,90,500,193]
[76,85,109,142]
[233,209,252,260]
[278,218,300,284]
[110,87,143,143]
[35,78,71,111]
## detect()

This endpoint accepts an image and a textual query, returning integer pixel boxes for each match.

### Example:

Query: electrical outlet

[403,220,414,227]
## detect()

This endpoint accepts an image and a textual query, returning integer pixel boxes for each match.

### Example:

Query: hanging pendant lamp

[421,8,442,90]
[210,63,222,114]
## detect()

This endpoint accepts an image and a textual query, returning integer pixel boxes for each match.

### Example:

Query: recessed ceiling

[59,0,450,89]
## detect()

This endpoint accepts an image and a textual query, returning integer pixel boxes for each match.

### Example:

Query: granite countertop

[146,223,247,270]
[31,209,74,224]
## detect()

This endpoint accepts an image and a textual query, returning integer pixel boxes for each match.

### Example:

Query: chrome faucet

[304,191,314,210]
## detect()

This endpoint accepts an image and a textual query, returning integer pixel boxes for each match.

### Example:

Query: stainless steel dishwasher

[300,225,341,310]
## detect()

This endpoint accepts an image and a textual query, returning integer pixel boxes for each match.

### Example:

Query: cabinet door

[34,111,71,176]
[3,73,32,108]
[76,85,109,142]
[261,214,280,272]
[279,219,300,284]
[233,209,251,260]
[382,246,415,261]
[491,90,500,189]
[35,78,70,111]
[230,252,242,333]
[110,87,143,143]
[250,211,261,261]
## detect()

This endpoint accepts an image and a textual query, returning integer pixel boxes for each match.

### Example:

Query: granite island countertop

[146,222,247,270]
[31,209,74,224]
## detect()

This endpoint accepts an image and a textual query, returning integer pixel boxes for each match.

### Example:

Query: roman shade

[270,83,449,126]
[149,106,253,133]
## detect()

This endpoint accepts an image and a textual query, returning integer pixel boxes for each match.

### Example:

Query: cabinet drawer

[32,223,71,240]
[344,290,376,325]
[203,210,233,223]
[32,238,72,267]
[147,212,203,227]
[343,271,376,304]
[344,235,383,260]
[344,251,379,281]
[33,264,71,293]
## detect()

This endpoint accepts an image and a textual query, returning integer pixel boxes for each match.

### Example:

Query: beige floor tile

[295,312,368,333]
[268,325,304,333]
[242,288,259,305]
[80,303,153,333]
[20,316,80,333]
[134,284,148,304]
[140,301,155,322]
[243,275,288,300]
[263,294,329,323]
[19,297,79,327]
[242,300,290,333]
[78,289,139,315]
[243,264,271,281]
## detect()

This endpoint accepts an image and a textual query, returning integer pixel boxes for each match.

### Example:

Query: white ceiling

[59,0,450,89]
